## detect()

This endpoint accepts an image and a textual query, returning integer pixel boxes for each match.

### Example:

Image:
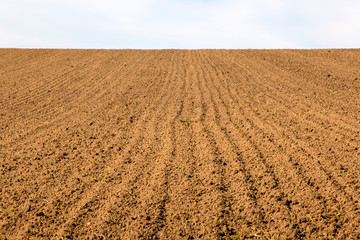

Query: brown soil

[0,49,359,239]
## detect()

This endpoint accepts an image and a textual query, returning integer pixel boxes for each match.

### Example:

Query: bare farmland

[0,49,359,239]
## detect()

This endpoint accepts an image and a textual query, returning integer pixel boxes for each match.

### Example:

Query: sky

[0,0,359,49]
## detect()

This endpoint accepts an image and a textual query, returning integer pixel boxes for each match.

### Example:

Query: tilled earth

[0,49,359,239]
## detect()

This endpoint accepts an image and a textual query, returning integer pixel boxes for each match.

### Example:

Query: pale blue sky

[1,0,359,49]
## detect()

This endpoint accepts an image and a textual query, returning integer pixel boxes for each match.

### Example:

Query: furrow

[211,51,360,194]
[51,51,179,238]
[206,50,360,238]
[228,50,359,134]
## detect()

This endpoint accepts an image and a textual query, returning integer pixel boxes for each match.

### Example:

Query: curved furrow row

[0,51,142,148]
[155,50,219,239]
[174,51,211,238]
[3,50,102,110]
[228,51,359,138]
[8,50,129,114]
[198,50,243,236]
[51,51,181,238]
[198,50,305,238]
[187,50,239,238]
[0,49,60,76]
[68,51,182,238]
[197,50,257,234]
[274,50,360,118]
[229,52,360,197]
[1,56,152,238]
[206,51,360,238]
[280,49,360,89]
[12,52,118,110]
[28,51,136,107]
[121,50,187,239]
[157,62,187,238]
[220,51,358,135]
[8,50,74,78]
[228,51,359,133]
[2,51,175,239]
[0,50,70,111]
[205,51,352,237]
[4,58,105,120]
[255,52,360,128]
[216,51,359,190]
[211,51,360,188]
[204,51,348,237]
[198,50,295,237]
[36,51,143,126]
[62,51,142,109]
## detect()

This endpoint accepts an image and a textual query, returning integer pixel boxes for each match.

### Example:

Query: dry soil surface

[0,49,360,239]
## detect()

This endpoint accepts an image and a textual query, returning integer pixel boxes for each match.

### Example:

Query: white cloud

[0,0,359,48]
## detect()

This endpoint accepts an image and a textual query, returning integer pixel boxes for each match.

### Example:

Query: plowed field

[0,49,359,239]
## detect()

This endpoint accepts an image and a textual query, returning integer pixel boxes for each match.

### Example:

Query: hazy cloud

[0,0,359,48]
